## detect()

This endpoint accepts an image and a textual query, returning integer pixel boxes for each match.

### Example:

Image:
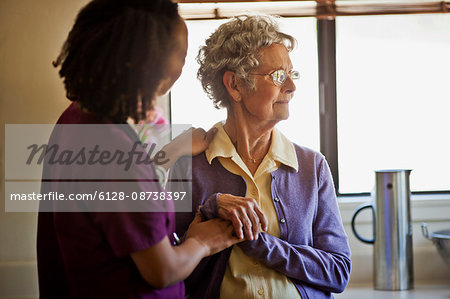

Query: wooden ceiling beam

[177,1,450,20]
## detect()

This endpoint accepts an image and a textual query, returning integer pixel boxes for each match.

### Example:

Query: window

[336,14,450,193]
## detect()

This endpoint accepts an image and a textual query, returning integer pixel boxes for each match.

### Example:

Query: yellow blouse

[205,122,301,299]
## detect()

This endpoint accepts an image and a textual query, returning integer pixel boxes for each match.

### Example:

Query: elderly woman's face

[240,43,296,123]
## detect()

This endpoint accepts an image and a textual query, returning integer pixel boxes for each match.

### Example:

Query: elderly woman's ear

[223,71,242,103]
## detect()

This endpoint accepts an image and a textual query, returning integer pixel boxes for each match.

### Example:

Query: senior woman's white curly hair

[197,14,297,109]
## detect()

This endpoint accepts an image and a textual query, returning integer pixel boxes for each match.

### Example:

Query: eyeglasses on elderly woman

[250,69,300,87]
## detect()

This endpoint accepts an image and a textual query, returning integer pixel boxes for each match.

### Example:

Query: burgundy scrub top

[37,103,184,298]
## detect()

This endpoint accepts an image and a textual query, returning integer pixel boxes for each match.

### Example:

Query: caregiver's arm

[131,213,239,289]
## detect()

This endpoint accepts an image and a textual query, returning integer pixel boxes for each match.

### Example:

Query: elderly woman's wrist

[200,193,221,220]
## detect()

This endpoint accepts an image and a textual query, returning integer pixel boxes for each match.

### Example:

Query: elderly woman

[173,15,351,299]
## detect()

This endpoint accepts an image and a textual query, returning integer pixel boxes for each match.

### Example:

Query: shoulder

[57,102,102,124]
[173,152,216,169]
[170,152,217,180]
[272,128,325,171]
[292,143,323,159]
[291,143,326,171]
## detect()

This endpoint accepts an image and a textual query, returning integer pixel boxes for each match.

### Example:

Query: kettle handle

[351,204,375,244]
[421,222,431,240]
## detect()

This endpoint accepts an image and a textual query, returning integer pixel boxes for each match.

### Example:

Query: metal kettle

[351,169,414,290]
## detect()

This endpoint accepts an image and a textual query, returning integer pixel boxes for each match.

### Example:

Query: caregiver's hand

[186,212,241,256]
[131,212,239,289]
[160,127,217,169]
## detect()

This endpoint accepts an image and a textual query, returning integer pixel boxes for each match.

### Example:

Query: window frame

[324,15,450,196]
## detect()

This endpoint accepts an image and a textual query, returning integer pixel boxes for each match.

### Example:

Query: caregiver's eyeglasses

[250,69,300,87]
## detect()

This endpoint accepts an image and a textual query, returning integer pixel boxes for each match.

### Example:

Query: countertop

[335,284,450,299]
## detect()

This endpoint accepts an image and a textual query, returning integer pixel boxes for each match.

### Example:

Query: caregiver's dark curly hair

[53,0,179,123]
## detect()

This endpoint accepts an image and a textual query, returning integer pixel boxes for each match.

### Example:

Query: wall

[0,1,88,297]
[0,1,449,298]
[0,1,176,297]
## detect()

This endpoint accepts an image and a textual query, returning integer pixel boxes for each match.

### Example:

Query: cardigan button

[280,218,286,224]
[274,197,280,202]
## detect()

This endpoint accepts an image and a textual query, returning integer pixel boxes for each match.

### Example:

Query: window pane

[171,20,228,129]
[336,14,450,193]
[171,18,320,151]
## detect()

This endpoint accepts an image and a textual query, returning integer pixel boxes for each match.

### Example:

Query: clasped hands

[216,193,268,241]
[186,193,268,256]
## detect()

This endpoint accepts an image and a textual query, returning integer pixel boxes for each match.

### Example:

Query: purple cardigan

[172,144,351,299]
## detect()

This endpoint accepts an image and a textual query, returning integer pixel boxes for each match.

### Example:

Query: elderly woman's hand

[217,193,268,240]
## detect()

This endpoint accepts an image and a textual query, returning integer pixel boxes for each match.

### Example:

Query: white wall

[1,1,449,298]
